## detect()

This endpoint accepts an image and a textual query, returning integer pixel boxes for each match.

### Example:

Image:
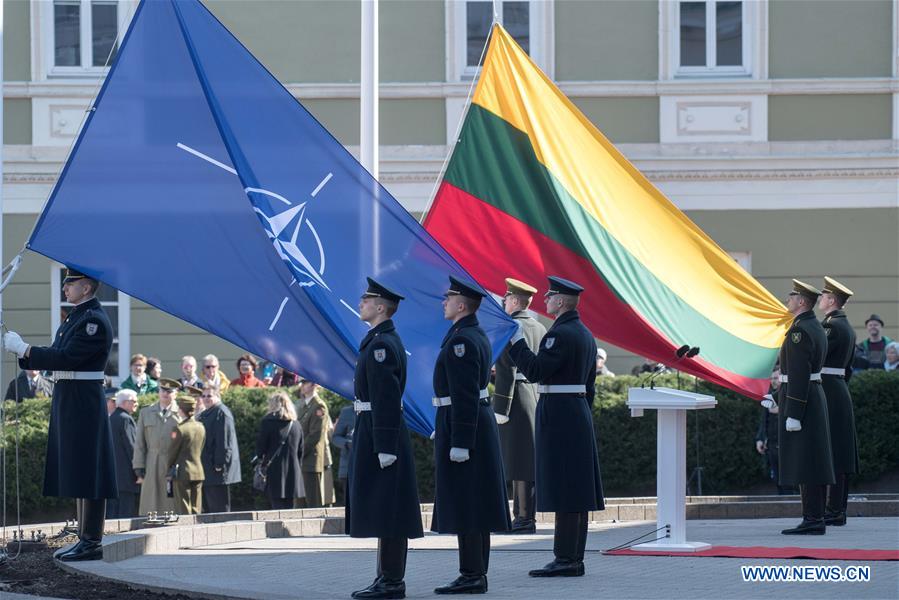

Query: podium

[627,387,717,551]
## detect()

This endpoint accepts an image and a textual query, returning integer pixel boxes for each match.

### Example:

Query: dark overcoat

[431,314,510,534]
[20,297,116,499]
[821,309,859,474]
[256,414,303,499]
[197,402,242,485]
[492,310,545,481]
[110,407,140,494]
[346,319,423,539]
[778,310,836,486]
[509,309,604,513]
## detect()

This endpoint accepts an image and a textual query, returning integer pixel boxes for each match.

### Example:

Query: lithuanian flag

[424,24,792,398]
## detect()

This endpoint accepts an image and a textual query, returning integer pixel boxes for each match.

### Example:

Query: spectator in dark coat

[255,391,303,509]
[107,389,140,518]
[330,403,355,502]
[197,387,241,513]
[4,369,54,401]
[271,367,300,388]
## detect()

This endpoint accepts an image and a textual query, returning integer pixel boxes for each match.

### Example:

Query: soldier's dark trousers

[81,498,107,543]
[202,484,231,513]
[554,512,588,562]
[458,532,490,576]
[377,537,408,582]
[826,473,850,514]
[800,484,826,521]
[301,472,324,508]
[106,492,138,518]
[512,480,536,523]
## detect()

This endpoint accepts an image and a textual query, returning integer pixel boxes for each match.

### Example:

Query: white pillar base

[631,541,712,552]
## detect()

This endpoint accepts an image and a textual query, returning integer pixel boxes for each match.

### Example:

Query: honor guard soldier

[508,276,604,577]
[818,277,858,526]
[776,280,835,535]
[432,276,511,595]
[167,395,206,515]
[493,278,546,534]
[4,268,116,561]
[348,278,423,600]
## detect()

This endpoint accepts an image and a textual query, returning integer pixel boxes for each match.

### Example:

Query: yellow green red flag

[424,24,792,398]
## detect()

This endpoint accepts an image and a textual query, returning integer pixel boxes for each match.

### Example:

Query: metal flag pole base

[628,386,717,552]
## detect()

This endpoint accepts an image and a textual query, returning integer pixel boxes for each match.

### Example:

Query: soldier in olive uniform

[133,378,183,515]
[508,276,604,577]
[432,276,511,595]
[348,278,423,600]
[776,280,835,535]
[818,277,858,526]
[492,278,545,534]
[4,268,115,562]
[168,396,206,515]
[298,377,334,508]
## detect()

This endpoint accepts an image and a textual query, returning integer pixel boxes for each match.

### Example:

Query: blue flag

[27,0,516,436]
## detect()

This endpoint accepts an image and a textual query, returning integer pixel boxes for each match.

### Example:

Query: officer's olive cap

[446,275,486,299]
[504,277,537,296]
[158,378,182,391]
[176,395,197,410]
[790,279,821,301]
[184,385,203,397]
[821,277,853,302]
[547,276,584,296]
[362,277,404,303]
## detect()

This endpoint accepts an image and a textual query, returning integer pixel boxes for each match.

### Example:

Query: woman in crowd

[120,353,158,395]
[231,354,267,388]
[255,391,304,509]
[884,342,899,371]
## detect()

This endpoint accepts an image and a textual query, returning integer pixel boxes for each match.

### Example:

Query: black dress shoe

[528,559,585,577]
[824,511,846,526]
[58,540,103,561]
[508,520,536,534]
[434,575,487,594]
[781,519,826,535]
[54,541,82,559]
[351,578,405,599]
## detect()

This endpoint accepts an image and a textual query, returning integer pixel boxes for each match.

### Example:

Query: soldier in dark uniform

[432,276,510,595]
[776,279,835,535]
[4,268,116,561]
[508,276,604,577]
[818,277,858,526]
[347,278,423,600]
[492,278,545,534]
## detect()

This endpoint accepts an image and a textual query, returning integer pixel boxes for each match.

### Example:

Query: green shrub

[3,370,896,519]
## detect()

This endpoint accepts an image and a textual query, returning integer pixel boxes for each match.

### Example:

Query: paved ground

[72,517,898,600]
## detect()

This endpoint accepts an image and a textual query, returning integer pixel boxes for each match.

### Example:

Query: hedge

[3,370,897,519]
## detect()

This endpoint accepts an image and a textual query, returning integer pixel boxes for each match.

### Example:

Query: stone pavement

[67,517,898,600]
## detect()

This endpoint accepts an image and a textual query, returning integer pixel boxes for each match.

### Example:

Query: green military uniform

[168,397,206,515]
[778,280,835,535]
[820,277,859,525]
[299,390,334,508]
[133,379,183,515]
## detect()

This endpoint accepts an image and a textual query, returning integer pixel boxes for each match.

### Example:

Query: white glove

[785,417,802,432]
[449,447,470,462]
[3,331,29,357]
[510,323,525,345]
[429,431,436,440]
[495,413,510,425]
[378,453,397,469]
[761,394,779,414]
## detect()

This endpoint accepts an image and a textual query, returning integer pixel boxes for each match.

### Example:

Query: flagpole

[361,0,379,272]
[0,0,6,392]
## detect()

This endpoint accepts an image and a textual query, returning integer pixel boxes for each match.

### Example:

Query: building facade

[2,0,898,384]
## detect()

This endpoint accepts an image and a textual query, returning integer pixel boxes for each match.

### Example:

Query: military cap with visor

[821,276,854,304]
[546,276,584,296]
[446,275,486,299]
[789,279,821,302]
[158,378,182,392]
[362,277,405,303]
[504,277,538,296]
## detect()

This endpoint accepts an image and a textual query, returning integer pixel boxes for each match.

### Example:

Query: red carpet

[604,546,899,560]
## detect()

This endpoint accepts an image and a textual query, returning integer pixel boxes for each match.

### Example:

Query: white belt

[537,384,586,394]
[53,370,105,381]
[433,388,489,406]
[821,367,845,377]
[779,373,821,383]
[354,400,372,412]
[514,373,529,382]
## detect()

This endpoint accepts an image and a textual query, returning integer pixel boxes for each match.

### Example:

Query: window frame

[50,262,130,385]
[446,0,554,82]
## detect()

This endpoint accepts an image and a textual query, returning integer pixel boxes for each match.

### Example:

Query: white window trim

[660,0,768,80]
[50,262,130,385]
[31,0,139,81]
[727,251,752,274]
[445,0,554,82]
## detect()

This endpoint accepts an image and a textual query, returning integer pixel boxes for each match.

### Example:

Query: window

[728,251,752,274]
[35,0,137,78]
[448,0,554,81]
[675,1,751,76]
[50,263,130,384]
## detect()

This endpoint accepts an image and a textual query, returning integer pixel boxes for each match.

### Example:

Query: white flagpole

[1,0,6,391]
[361,0,379,272]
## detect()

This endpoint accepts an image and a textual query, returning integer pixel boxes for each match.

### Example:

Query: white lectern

[627,386,717,551]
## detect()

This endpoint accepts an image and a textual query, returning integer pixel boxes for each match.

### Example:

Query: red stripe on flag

[425,182,769,397]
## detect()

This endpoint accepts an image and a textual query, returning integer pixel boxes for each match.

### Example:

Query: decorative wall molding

[661,94,767,143]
